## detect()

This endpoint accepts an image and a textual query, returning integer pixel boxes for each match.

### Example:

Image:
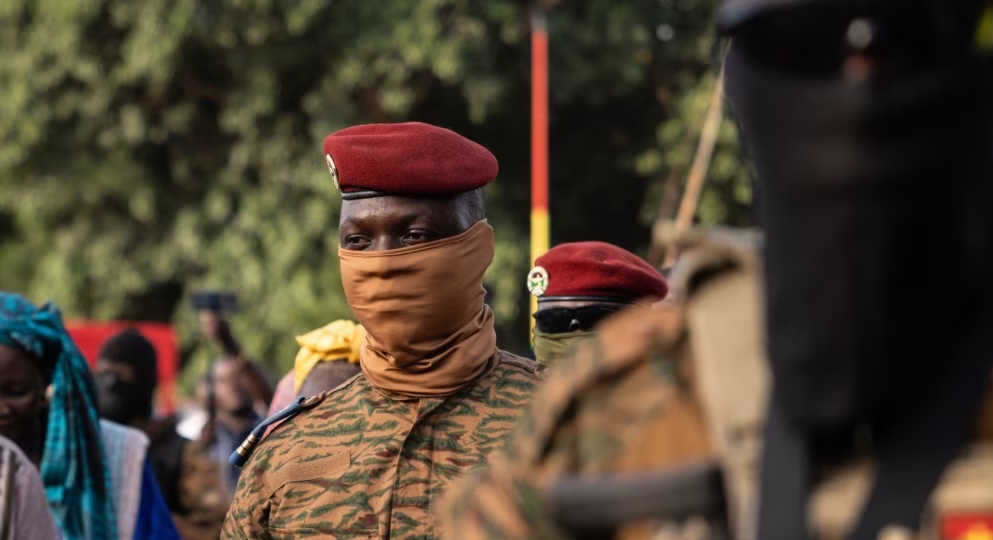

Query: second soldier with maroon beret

[221,122,540,540]
[528,242,668,367]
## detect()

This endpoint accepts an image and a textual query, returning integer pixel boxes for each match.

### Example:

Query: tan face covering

[338,220,498,397]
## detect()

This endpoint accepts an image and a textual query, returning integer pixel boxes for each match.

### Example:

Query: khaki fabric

[681,241,767,540]
[340,221,498,398]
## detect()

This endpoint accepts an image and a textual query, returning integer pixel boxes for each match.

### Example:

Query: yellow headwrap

[293,320,365,392]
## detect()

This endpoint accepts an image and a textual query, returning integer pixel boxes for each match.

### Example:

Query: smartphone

[191,291,238,313]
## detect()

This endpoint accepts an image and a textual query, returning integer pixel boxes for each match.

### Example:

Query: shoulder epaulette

[229,393,326,468]
[496,350,541,373]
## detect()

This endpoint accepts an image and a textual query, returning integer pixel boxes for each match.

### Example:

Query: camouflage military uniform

[439,237,766,540]
[441,307,711,540]
[222,351,539,540]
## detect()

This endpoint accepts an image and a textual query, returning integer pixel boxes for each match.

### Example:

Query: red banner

[65,321,178,415]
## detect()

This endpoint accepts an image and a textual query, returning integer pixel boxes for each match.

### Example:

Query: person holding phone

[192,292,274,417]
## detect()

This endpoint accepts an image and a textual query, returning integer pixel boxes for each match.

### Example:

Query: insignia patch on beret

[325,154,340,190]
[527,266,549,297]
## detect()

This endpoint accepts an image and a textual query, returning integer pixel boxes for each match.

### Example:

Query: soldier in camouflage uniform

[221,122,540,540]
[527,242,669,368]
[441,0,993,539]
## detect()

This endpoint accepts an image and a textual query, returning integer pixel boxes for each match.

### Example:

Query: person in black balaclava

[722,2,993,538]
[96,329,158,425]
[97,328,233,540]
[95,328,188,514]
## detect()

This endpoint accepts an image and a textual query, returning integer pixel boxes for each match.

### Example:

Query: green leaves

[0,0,751,383]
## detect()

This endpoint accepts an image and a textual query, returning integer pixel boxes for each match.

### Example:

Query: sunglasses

[533,305,626,334]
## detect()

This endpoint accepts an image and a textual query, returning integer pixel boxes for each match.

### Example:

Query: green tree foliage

[0,0,749,383]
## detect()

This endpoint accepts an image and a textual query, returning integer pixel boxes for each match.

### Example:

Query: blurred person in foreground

[267,319,364,415]
[441,2,993,540]
[528,242,668,368]
[221,122,541,540]
[0,434,60,540]
[0,292,180,540]
[96,328,230,540]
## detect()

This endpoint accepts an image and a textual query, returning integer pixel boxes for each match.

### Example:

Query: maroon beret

[527,242,668,302]
[322,122,498,199]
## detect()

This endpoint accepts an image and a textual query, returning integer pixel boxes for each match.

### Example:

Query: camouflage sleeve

[439,341,599,540]
[441,451,572,540]
[440,308,683,540]
[220,453,273,540]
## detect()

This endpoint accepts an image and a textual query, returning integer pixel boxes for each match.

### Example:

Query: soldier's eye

[402,230,436,246]
[343,235,372,250]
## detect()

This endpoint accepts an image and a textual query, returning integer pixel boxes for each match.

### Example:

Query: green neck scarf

[532,328,597,367]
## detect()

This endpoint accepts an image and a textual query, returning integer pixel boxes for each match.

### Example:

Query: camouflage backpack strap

[671,230,768,540]
[229,393,329,468]
[509,306,687,468]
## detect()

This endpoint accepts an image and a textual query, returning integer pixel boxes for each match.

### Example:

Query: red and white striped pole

[530,9,550,338]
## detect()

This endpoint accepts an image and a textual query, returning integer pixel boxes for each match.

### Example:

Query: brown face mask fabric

[338,220,498,398]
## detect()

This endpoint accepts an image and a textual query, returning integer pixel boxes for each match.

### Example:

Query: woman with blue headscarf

[0,292,181,540]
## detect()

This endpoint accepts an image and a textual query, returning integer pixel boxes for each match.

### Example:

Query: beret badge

[527,266,549,297]
[325,154,340,190]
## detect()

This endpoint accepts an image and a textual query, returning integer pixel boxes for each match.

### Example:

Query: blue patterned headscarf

[0,292,117,540]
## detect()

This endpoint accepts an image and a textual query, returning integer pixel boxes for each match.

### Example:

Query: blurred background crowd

[0,0,748,371]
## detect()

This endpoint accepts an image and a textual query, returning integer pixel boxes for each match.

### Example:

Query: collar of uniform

[364,351,500,402]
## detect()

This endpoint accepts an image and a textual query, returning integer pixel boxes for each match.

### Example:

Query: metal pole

[661,67,725,269]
